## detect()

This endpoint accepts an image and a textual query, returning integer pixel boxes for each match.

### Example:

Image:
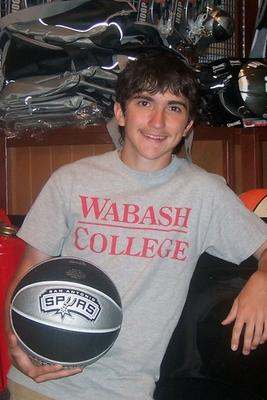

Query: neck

[119,148,172,172]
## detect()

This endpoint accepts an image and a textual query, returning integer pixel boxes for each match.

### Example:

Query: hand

[221,270,267,355]
[8,333,83,383]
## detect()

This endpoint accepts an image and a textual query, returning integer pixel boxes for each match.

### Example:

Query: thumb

[221,298,238,325]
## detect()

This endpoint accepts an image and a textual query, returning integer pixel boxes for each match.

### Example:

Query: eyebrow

[131,94,188,110]
[131,94,153,101]
[168,100,188,110]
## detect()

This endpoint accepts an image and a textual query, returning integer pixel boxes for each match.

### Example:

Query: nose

[148,107,166,129]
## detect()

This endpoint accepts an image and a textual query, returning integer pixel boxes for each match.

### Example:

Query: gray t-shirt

[9,150,267,400]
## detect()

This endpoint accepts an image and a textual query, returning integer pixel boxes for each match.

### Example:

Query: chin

[141,151,172,165]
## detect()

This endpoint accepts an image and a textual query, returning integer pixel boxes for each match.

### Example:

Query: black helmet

[238,60,267,117]
[197,58,267,126]
[220,59,267,119]
[206,6,235,42]
[186,5,234,53]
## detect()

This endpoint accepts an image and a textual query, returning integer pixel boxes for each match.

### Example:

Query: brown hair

[115,50,200,121]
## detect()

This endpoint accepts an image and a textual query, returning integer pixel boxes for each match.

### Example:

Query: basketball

[239,188,267,218]
[10,257,123,367]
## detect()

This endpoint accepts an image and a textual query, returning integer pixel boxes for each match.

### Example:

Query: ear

[114,102,126,127]
[182,119,194,137]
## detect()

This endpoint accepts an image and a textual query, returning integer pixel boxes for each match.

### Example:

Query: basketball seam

[254,195,267,212]
[11,307,122,333]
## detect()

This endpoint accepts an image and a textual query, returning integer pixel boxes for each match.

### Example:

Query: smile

[142,132,166,141]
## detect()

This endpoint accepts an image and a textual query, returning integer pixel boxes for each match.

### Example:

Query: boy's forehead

[128,90,189,106]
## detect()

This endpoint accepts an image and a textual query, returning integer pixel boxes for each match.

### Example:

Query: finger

[28,363,64,380]
[231,317,245,351]
[221,300,238,326]
[8,333,18,349]
[8,334,30,362]
[34,367,83,383]
[9,340,36,373]
[260,321,267,344]
[242,320,255,355]
[8,333,83,381]
[8,336,63,377]
[251,319,264,349]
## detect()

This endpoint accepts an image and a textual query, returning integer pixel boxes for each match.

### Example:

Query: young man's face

[114,90,194,172]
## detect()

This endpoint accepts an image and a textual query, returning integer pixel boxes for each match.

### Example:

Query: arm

[5,244,83,382]
[222,240,267,355]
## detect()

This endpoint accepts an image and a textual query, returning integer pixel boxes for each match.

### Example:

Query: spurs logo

[39,288,101,321]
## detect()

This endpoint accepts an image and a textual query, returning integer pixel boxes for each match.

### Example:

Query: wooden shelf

[3,125,111,147]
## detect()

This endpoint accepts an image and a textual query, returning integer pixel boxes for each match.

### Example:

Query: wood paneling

[30,147,52,202]
[191,126,235,190]
[51,145,72,170]
[192,140,223,177]
[238,128,264,191]
[6,143,115,215]
[7,147,31,215]
[234,142,242,194]
[94,144,114,156]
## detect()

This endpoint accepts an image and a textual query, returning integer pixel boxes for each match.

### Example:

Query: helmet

[221,59,267,119]
[205,6,234,42]
[196,58,243,126]
[187,5,234,50]
[167,3,234,57]
[238,61,267,117]
[197,58,267,125]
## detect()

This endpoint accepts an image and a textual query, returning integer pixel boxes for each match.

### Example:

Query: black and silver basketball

[10,257,123,367]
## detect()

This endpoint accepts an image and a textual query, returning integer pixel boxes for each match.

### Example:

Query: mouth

[141,131,167,141]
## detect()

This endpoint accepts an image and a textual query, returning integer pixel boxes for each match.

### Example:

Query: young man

[6,51,267,400]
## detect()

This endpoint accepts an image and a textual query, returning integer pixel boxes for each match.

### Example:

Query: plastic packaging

[0,69,115,138]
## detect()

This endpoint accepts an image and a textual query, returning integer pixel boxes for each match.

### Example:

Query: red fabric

[0,210,25,390]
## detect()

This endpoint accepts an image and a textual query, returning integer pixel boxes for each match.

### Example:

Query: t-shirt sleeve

[17,167,72,256]
[202,178,267,264]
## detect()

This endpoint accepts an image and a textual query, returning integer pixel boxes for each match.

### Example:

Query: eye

[169,104,181,113]
[137,99,151,107]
